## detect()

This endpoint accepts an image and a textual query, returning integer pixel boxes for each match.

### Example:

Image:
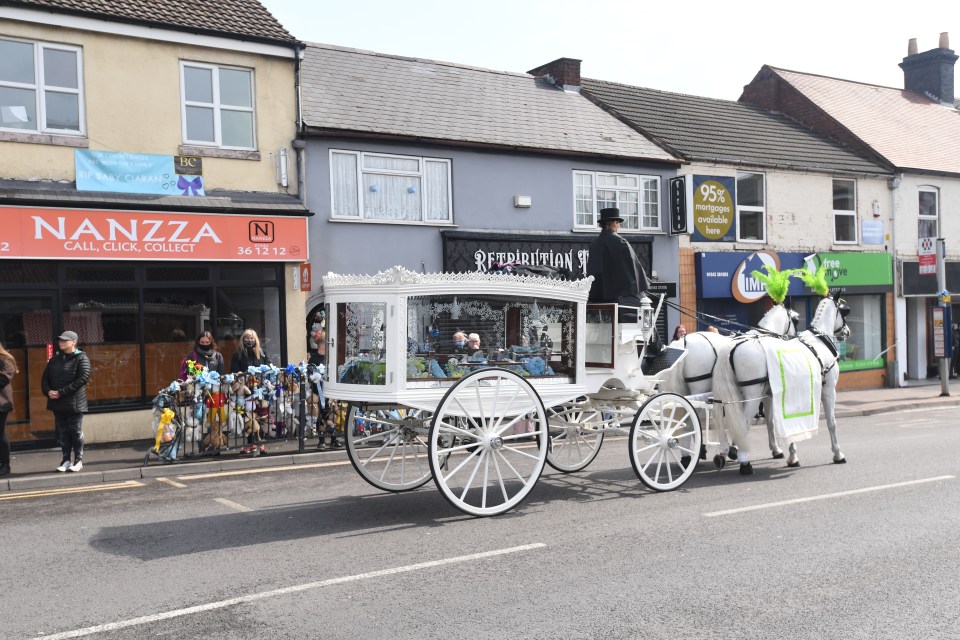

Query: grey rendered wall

[304,138,680,330]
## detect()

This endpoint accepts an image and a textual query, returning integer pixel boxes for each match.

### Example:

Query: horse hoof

[834,457,847,464]
[699,444,707,460]
[787,461,800,468]
[680,455,692,468]
[713,455,726,470]
[771,451,785,460]
[727,446,739,461]
[739,462,753,476]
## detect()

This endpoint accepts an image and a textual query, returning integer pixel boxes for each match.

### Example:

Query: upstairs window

[0,37,84,135]
[833,179,857,243]
[574,171,660,231]
[330,150,452,223]
[918,187,939,239]
[180,62,255,149]
[736,172,766,242]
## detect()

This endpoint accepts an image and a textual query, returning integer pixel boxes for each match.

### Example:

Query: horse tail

[711,340,750,447]
[660,350,688,395]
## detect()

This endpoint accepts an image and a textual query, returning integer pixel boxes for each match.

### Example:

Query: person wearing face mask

[231,329,272,373]
[179,331,224,379]
[451,331,469,355]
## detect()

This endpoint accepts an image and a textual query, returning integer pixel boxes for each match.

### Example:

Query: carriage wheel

[629,393,702,492]
[546,402,604,473]
[429,368,549,517]
[345,403,433,492]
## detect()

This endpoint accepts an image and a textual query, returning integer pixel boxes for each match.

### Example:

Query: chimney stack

[899,33,957,104]
[527,57,582,91]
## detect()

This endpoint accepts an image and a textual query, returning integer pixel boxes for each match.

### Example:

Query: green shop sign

[809,252,893,291]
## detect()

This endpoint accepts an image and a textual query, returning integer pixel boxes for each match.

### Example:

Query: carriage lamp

[640,295,654,332]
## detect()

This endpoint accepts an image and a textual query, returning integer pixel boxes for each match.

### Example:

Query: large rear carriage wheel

[429,368,548,517]
[629,393,701,491]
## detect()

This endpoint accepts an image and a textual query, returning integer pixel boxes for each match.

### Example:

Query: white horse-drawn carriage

[322,266,850,516]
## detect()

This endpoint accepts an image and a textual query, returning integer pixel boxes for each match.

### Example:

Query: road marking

[214,497,253,512]
[155,477,187,489]
[31,542,546,640]
[703,475,955,518]
[0,480,143,502]
[179,459,351,480]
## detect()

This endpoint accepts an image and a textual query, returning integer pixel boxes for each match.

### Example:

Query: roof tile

[300,43,678,162]
[580,78,888,175]
[6,0,297,44]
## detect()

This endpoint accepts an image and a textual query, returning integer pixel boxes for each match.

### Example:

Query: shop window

[918,187,939,239]
[736,172,765,242]
[217,287,282,367]
[0,262,56,284]
[330,150,451,223]
[838,294,884,370]
[145,266,210,282]
[64,265,136,283]
[180,61,255,149]
[574,170,660,231]
[61,289,142,407]
[0,37,84,135]
[143,289,213,391]
[833,179,857,243]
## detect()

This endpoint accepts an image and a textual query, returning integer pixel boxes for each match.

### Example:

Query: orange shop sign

[0,206,308,261]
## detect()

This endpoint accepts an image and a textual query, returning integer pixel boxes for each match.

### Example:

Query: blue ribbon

[177,175,204,196]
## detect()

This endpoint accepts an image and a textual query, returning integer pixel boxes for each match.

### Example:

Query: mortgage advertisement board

[690,175,736,242]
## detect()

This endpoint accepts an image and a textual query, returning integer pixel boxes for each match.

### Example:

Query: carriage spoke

[458,449,486,501]
[493,448,529,485]
[454,397,485,433]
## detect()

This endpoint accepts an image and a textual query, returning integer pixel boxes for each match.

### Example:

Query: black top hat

[598,207,623,226]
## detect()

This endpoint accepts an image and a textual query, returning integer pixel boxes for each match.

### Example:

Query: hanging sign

[919,236,936,275]
[76,149,204,196]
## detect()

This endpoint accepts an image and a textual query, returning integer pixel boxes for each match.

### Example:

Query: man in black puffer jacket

[41,331,92,473]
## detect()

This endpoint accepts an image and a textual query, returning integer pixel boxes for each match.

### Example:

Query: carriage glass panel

[405,294,576,385]
[336,302,387,385]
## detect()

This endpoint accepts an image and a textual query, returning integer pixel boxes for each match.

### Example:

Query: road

[2,407,959,640]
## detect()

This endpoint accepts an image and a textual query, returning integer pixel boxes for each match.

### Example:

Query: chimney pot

[940,32,950,49]
[908,38,918,55]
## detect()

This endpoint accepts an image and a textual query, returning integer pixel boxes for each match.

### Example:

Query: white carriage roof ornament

[323,265,593,293]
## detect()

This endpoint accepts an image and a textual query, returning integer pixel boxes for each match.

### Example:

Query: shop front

[1,206,309,446]
[900,259,960,379]
[696,250,893,389]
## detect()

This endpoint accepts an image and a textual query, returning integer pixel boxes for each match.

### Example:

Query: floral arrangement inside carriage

[333,295,577,386]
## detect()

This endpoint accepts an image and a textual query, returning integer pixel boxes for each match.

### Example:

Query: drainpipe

[292,45,306,203]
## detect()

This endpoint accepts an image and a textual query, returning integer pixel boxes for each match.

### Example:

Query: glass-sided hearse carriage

[323,267,702,516]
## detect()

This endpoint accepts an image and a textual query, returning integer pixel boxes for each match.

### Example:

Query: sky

[262,0,957,101]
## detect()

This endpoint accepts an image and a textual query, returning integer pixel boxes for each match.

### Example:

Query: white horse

[662,304,799,397]
[711,295,850,474]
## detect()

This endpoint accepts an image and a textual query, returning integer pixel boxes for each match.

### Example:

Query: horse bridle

[801,295,850,377]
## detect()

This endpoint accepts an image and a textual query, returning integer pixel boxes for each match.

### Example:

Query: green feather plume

[750,265,795,304]
[795,265,830,296]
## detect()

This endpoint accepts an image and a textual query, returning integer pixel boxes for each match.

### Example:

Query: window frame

[179,61,256,151]
[918,186,939,240]
[329,149,453,224]
[572,170,661,232]
[832,178,858,244]
[735,171,766,243]
[0,36,85,136]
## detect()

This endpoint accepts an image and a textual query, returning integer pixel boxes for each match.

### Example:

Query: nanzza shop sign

[1,206,308,261]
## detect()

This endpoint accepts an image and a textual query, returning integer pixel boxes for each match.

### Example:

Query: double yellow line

[0,480,143,501]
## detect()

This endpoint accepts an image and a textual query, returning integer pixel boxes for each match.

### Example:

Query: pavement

[4,379,960,492]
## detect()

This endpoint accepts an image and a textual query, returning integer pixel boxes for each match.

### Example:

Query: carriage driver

[586,207,664,357]
[586,207,652,308]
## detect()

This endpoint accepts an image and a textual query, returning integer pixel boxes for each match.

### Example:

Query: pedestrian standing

[41,331,91,473]
[230,329,272,373]
[178,331,225,379]
[951,323,960,378]
[0,341,18,477]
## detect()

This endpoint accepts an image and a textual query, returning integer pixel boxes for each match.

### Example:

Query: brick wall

[678,246,698,329]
